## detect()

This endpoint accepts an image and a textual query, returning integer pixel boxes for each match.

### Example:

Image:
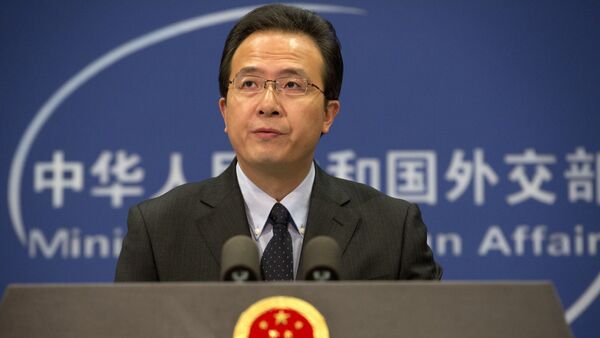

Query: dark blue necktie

[261,203,293,281]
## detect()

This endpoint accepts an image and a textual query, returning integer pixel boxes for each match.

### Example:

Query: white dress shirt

[236,162,315,279]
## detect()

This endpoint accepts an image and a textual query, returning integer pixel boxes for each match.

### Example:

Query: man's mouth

[253,128,284,138]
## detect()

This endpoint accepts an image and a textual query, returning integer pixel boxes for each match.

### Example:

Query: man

[115,4,441,281]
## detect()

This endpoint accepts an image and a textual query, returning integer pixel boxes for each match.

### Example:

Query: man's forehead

[229,30,325,83]
[236,66,310,78]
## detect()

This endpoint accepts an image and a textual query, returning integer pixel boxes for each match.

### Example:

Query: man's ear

[321,100,340,134]
[219,97,228,133]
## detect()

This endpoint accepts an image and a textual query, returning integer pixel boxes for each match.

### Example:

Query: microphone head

[220,235,261,282]
[301,236,342,281]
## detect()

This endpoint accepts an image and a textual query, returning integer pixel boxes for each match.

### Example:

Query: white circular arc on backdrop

[7,3,365,245]
[6,3,598,325]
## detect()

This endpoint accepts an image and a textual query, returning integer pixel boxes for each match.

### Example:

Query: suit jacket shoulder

[302,167,442,280]
[115,163,250,281]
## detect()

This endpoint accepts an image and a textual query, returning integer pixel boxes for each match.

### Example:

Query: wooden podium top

[0,281,572,338]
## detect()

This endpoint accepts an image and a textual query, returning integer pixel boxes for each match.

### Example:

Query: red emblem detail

[233,296,329,338]
[248,308,313,338]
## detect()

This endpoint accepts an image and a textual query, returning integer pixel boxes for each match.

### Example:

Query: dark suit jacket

[115,161,442,281]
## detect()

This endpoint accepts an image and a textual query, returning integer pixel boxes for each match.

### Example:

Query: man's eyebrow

[236,67,260,75]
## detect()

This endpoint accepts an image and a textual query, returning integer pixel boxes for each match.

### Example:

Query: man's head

[219,4,343,101]
[218,4,343,179]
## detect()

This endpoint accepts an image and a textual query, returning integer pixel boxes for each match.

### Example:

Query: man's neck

[237,159,313,201]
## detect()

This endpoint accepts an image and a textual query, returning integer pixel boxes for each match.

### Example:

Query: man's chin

[249,157,287,168]
[240,155,295,171]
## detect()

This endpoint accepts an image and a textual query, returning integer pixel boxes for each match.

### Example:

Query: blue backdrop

[1,1,599,337]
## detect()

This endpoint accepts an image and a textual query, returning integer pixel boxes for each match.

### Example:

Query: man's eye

[239,80,258,89]
[280,79,307,93]
[285,81,299,88]
[282,80,302,89]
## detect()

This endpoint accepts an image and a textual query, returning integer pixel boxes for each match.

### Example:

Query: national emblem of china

[233,296,330,338]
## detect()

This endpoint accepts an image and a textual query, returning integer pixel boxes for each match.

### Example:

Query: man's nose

[258,81,281,116]
[263,80,278,92]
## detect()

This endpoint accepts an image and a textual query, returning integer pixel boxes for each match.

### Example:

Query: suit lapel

[193,161,360,278]
[194,160,251,267]
[297,165,360,279]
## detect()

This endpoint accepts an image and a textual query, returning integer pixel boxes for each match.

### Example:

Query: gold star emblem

[273,310,290,325]
[233,296,330,338]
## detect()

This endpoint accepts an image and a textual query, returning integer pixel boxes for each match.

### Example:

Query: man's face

[219,30,339,174]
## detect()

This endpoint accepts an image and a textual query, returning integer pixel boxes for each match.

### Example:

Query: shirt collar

[236,162,315,239]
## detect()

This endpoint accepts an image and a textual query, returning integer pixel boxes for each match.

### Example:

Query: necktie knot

[269,203,290,227]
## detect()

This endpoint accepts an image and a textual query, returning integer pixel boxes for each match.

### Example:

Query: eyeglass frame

[228,73,326,97]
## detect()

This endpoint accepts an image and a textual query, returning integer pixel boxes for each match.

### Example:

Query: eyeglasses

[228,73,325,97]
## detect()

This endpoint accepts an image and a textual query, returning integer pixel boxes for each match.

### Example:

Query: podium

[0,282,572,338]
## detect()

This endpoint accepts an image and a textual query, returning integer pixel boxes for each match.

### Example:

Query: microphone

[220,235,261,282]
[301,236,342,281]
